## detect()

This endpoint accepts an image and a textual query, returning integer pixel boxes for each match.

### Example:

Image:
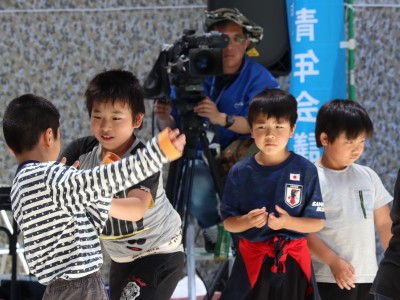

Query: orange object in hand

[101,152,121,165]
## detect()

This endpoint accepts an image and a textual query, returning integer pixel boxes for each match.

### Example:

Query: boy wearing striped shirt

[2,94,185,300]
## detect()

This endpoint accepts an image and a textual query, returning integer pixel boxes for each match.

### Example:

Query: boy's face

[320,131,366,170]
[251,113,295,162]
[90,100,143,157]
[214,22,250,74]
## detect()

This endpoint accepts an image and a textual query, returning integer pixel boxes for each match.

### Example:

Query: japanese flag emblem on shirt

[285,184,303,208]
[290,173,300,181]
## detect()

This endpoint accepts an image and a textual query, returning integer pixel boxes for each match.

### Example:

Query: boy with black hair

[2,93,185,300]
[308,99,392,300]
[219,89,325,300]
[60,70,185,300]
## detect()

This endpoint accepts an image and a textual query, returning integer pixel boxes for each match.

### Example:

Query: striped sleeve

[48,136,170,214]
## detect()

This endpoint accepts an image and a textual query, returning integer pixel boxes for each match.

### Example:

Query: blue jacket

[203,55,279,149]
[172,55,279,150]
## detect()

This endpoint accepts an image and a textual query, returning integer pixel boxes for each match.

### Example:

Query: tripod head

[172,84,208,159]
[179,111,204,159]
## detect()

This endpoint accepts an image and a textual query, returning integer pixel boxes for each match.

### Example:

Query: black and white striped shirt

[11,137,168,285]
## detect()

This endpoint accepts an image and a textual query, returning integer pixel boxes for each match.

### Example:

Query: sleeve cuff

[157,127,182,161]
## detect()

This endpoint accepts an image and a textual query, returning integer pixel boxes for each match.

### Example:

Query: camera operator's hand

[193,97,223,125]
[154,99,176,130]
[194,97,251,134]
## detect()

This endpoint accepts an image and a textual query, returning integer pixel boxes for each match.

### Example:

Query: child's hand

[101,152,121,165]
[329,257,356,290]
[267,205,290,230]
[59,157,80,168]
[169,128,186,153]
[245,207,268,228]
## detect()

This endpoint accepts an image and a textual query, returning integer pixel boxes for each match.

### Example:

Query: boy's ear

[133,113,144,128]
[320,132,329,146]
[42,128,53,147]
[249,125,254,138]
[6,145,15,157]
[289,124,296,137]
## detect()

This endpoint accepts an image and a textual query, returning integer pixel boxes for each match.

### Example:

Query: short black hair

[2,94,60,155]
[248,89,298,128]
[315,99,374,148]
[85,70,145,120]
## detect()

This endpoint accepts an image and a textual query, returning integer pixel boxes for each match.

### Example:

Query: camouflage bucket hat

[204,7,263,49]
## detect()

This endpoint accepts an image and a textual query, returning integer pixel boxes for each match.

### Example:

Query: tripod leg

[198,131,223,198]
[167,130,227,300]
[204,260,229,300]
[165,158,184,208]
[198,131,234,299]
[179,158,195,245]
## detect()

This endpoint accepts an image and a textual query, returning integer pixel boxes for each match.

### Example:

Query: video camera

[144,29,228,156]
[144,30,228,117]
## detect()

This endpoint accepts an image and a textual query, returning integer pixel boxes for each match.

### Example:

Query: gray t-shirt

[312,162,392,283]
[61,136,183,262]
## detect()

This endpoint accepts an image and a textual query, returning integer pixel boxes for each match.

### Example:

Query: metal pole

[347,0,356,100]
[186,216,196,300]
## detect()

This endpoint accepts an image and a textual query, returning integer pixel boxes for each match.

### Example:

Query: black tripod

[165,113,230,300]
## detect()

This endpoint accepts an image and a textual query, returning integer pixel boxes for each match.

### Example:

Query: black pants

[109,252,185,300]
[318,282,374,300]
[221,253,318,300]
[246,255,309,300]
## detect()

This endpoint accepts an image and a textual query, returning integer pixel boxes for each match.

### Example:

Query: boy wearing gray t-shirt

[61,70,184,300]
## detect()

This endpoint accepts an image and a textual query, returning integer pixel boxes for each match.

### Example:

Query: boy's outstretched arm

[106,128,185,221]
[223,207,268,233]
[58,128,185,222]
[374,203,393,250]
[307,233,356,290]
[53,128,185,213]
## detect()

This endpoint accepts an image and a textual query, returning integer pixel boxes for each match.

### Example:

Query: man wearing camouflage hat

[154,7,279,252]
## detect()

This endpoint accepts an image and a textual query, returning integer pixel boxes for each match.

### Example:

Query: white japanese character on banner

[294,49,320,83]
[296,91,320,122]
[295,8,318,42]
